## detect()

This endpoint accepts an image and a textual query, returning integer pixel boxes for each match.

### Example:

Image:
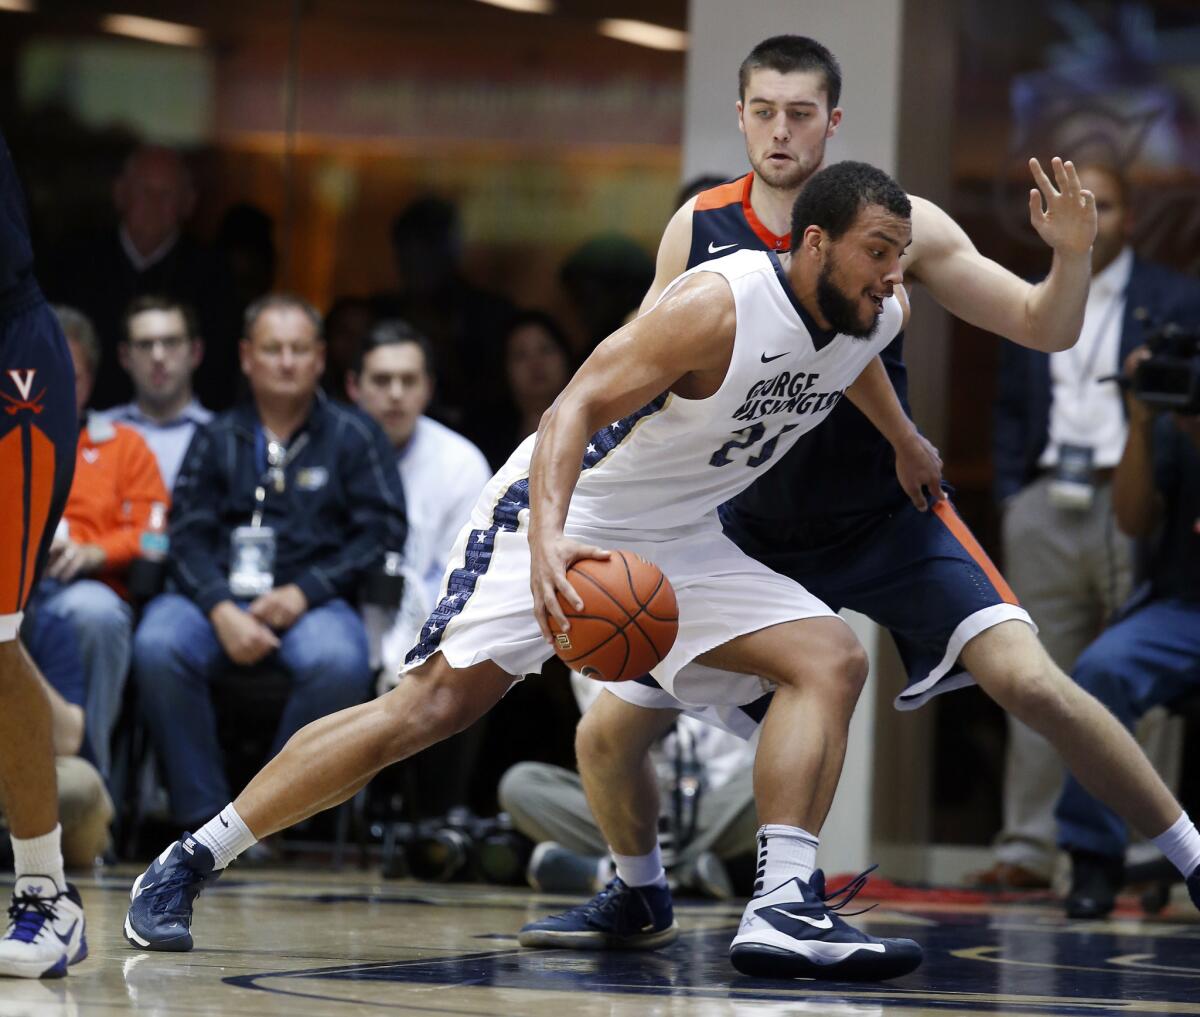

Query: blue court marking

[223,908,1200,1014]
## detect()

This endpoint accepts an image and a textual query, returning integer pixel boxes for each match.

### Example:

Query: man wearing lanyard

[988,163,1200,889]
[130,294,407,836]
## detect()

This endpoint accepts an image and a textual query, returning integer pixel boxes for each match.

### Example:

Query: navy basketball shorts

[0,299,77,641]
[723,495,1032,713]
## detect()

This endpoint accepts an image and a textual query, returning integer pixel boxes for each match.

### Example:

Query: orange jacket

[64,415,168,599]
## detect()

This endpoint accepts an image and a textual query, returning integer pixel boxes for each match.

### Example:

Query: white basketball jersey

[495,249,903,536]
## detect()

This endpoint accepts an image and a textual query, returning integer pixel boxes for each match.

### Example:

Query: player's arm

[843,347,944,512]
[637,198,697,316]
[529,272,735,641]
[905,158,1095,353]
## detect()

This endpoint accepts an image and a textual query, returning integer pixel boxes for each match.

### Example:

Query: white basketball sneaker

[0,876,87,978]
[730,867,921,981]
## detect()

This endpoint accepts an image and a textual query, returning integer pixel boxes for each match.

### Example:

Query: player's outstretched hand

[529,533,611,645]
[1028,157,1096,257]
[894,431,943,512]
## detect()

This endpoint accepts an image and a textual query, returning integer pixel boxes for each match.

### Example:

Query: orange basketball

[551,550,678,683]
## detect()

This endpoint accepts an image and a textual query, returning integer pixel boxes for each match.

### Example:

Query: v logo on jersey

[769,907,833,929]
[708,241,738,254]
[2,368,44,415]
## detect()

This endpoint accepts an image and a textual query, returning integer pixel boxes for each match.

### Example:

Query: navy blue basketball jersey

[0,131,38,320]
[688,173,912,540]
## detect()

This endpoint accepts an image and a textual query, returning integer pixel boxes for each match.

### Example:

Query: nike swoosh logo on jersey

[708,241,738,254]
[760,351,789,363]
[769,907,833,929]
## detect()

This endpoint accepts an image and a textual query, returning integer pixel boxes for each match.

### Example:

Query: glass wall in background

[0,0,685,348]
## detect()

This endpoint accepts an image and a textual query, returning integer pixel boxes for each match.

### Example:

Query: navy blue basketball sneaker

[518,876,678,950]
[730,867,922,980]
[1188,865,1200,912]
[124,835,220,952]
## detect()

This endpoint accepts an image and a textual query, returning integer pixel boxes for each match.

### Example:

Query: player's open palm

[529,532,611,645]
[1028,156,1096,257]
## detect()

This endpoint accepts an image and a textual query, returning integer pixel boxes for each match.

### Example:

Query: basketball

[550,550,678,683]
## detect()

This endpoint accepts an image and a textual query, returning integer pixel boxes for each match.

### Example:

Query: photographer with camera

[986,162,1200,889]
[1053,337,1200,918]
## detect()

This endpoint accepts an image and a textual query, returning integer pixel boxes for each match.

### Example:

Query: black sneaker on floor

[1186,864,1200,913]
[1065,850,1123,920]
[518,876,678,950]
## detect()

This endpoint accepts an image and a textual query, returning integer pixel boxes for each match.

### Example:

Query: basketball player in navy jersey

[518,35,1200,975]
[0,132,88,978]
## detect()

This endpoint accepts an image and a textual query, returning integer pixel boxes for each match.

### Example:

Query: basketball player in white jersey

[126,161,943,978]
[520,34,1200,979]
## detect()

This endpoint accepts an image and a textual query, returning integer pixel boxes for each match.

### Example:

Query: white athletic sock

[754,824,819,895]
[12,825,66,894]
[611,844,667,888]
[192,805,257,870]
[1151,811,1200,879]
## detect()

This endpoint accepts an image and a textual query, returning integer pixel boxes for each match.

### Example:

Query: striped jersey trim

[405,393,671,665]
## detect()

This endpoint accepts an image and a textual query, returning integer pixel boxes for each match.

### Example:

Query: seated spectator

[478,310,574,470]
[39,305,169,779]
[347,320,492,822]
[499,673,757,899]
[346,320,491,676]
[102,295,213,490]
[44,145,239,410]
[17,601,114,867]
[1056,346,1200,919]
[131,294,407,832]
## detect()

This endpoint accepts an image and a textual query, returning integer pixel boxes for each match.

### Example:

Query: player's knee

[774,635,868,709]
[985,659,1072,730]
[575,708,635,773]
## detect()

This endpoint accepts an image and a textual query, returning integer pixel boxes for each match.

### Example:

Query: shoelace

[548,878,627,923]
[144,865,205,920]
[819,864,880,918]
[6,891,61,944]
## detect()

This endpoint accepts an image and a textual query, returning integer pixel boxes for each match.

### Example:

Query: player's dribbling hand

[894,431,944,512]
[1028,157,1096,256]
[529,532,611,645]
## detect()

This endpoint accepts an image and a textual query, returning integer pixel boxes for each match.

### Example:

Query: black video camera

[1121,324,1200,415]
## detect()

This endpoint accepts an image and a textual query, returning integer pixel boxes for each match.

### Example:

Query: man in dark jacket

[986,164,1200,888]
[44,146,240,411]
[131,294,406,831]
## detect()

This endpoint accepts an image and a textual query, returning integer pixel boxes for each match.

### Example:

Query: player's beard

[816,258,878,340]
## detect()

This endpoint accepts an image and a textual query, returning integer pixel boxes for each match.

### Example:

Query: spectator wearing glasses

[101,296,212,491]
[130,294,407,832]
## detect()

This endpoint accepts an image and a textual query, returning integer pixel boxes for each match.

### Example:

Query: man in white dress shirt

[346,320,492,680]
[988,163,1200,890]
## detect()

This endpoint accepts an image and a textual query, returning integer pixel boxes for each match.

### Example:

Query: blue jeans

[38,579,133,779]
[1056,598,1200,858]
[132,593,372,826]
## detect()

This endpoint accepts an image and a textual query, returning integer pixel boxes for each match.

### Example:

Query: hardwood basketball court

[4,867,1198,1016]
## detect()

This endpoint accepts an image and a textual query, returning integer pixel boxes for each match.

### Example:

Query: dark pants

[1056,598,1200,858]
[133,593,372,826]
